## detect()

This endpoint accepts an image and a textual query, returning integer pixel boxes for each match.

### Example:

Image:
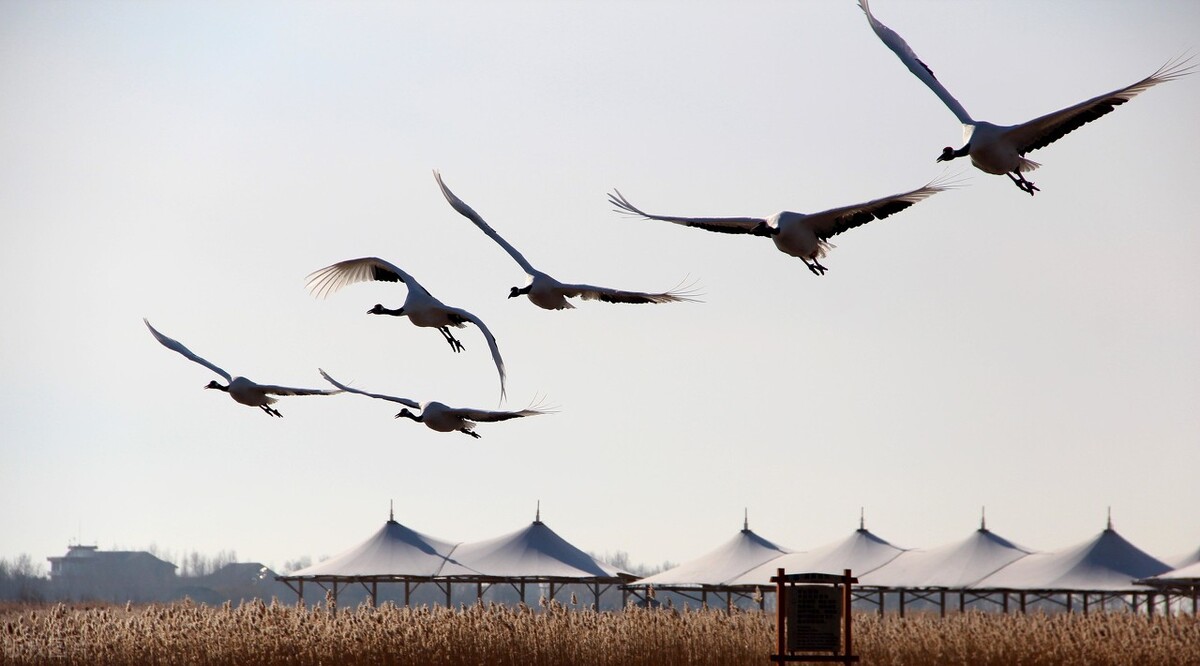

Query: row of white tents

[278,506,633,608]
[630,513,1197,614]
[277,508,1199,614]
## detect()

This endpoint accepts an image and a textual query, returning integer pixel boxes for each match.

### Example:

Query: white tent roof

[288,518,478,578]
[974,525,1171,591]
[728,526,906,587]
[449,519,630,580]
[1141,559,1200,584]
[859,526,1033,588]
[632,523,791,588]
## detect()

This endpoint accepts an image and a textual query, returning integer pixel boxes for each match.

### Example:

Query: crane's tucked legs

[459,429,482,439]
[260,405,283,417]
[803,259,828,276]
[438,326,465,353]
[1007,171,1039,196]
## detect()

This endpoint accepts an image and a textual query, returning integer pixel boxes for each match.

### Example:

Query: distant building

[47,545,177,602]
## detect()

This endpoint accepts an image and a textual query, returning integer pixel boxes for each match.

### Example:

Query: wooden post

[898,589,905,618]
[775,568,786,660]
[843,569,853,660]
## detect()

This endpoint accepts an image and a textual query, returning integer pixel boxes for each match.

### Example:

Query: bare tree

[282,556,312,574]
[588,550,676,577]
[0,554,48,601]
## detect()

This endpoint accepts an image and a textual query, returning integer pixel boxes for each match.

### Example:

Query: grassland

[3,599,1197,665]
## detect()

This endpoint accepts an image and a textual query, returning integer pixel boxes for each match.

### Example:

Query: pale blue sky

[2,0,1197,573]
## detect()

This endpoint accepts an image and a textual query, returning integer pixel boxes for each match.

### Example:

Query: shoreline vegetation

[3,599,1198,665]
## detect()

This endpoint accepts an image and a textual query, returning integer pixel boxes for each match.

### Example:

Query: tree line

[0,549,676,604]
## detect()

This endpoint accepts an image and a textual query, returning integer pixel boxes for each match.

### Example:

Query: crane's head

[938,144,969,163]
[204,380,226,391]
[395,408,420,422]
[368,304,404,316]
[508,285,530,299]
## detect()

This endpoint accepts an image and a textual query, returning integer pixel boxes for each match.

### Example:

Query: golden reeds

[2,600,1197,665]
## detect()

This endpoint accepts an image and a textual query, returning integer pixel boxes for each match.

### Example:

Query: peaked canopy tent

[728,519,907,612]
[971,520,1173,614]
[623,515,793,609]
[276,509,478,607]
[857,518,1033,615]
[731,523,906,586]
[444,512,636,607]
[278,507,632,608]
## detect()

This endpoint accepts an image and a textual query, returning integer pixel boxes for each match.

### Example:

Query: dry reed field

[3,599,1198,665]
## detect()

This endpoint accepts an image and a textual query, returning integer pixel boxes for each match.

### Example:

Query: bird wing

[305,257,428,299]
[1006,56,1195,155]
[805,176,954,240]
[451,406,550,423]
[144,318,233,383]
[447,306,508,402]
[608,189,767,235]
[554,280,700,305]
[434,170,540,276]
[254,384,341,397]
[318,369,420,408]
[859,0,974,125]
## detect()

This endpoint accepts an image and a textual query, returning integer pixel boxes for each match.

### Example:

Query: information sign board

[786,585,842,652]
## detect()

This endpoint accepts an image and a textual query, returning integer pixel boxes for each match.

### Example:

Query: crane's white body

[858,0,1193,194]
[306,256,508,401]
[319,370,548,438]
[609,177,952,275]
[144,319,339,417]
[435,171,696,310]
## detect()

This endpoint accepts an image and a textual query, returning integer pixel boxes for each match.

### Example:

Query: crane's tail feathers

[814,240,836,260]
